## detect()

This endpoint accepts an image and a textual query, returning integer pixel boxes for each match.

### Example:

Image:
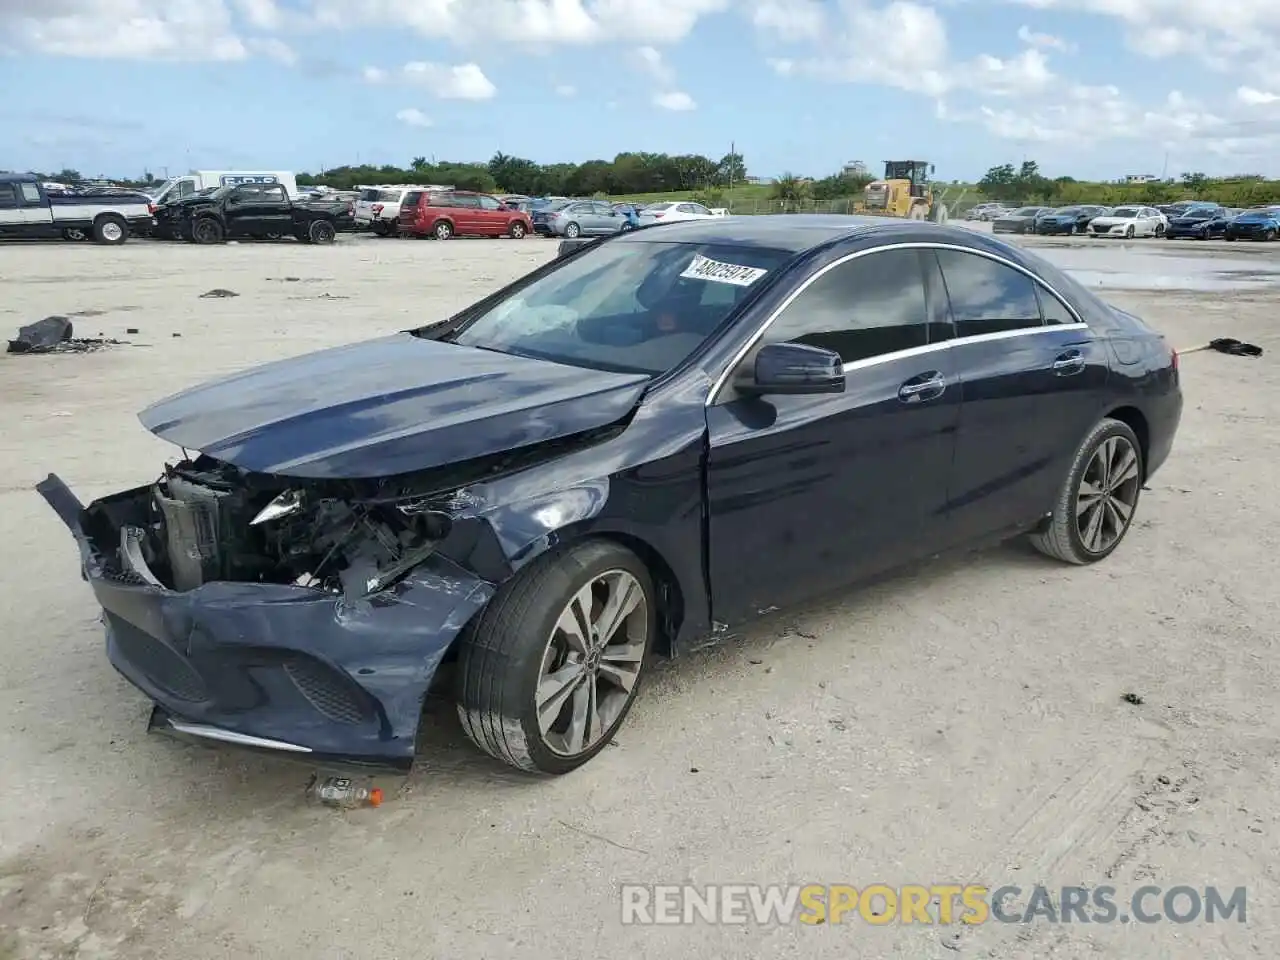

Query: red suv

[398,190,533,240]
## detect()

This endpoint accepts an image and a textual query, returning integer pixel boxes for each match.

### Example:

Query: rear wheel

[93,214,128,245]
[1029,418,1144,565]
[564,221,581,238]
[433,219,454,240]
[455,540,655,774]
[308,220,337,244]
[1155,223,1166,237]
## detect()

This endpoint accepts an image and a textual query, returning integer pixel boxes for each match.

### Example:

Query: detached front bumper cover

[36,473,495,771]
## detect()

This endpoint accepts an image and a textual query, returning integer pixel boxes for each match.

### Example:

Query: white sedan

[1087,205,1167,238]
[637,201,727,225]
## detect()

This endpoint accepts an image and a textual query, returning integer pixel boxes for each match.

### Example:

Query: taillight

[652,212,664,219]
[372,204,383,215]
[1171,348,1178,371]
[148,203,156,215]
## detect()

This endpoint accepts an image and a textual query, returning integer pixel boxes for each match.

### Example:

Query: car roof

[614,214,998,254]
[0,172,39,184]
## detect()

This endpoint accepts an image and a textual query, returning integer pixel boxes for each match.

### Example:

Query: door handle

[898,372,946,402]
[1052,351,1086,376]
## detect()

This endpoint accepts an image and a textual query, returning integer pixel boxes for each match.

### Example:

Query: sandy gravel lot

[1,232,1277,959]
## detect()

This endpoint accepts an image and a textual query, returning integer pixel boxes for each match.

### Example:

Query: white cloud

[395,107,432,127]
[234,0,283,29]
[1017,24,1075,52]
[0,0,248,60]
[633,45,675,84]
[1238,86,1280,105]
[555,83,576,96]
[302,0,729,45]
[247,35,296,64]
[363,60,497,99]
[654,90,696,110]
[749,0,825,41]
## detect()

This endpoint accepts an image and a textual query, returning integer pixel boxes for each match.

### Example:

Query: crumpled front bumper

[37,474,495,772]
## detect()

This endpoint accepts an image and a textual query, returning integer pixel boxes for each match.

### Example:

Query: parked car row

[0,173,153,243]
[984,201,1278,241]
[150,181,352,243]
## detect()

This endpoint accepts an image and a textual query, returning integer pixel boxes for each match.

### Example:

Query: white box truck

[146,171,299,207]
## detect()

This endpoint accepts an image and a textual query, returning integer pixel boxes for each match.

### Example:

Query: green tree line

[978,161,1280,207]
[294,150,749,196]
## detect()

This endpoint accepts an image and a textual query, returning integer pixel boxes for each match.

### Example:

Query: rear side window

[402,191,423,208]
[360,189,380,201]
[452,194,481,208]
[19,182,41,203]
[0,184,16,209]
[1037,287,1077,325]
[935,249,1043,336]
[377,190,402,202]
[762,249,930,364]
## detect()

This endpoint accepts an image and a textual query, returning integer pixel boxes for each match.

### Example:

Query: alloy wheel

[101,221,124,242]
[1076,436,1141,554]
[536,569,647,758]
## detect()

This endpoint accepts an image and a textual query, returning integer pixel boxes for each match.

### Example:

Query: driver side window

[756,250,930,365]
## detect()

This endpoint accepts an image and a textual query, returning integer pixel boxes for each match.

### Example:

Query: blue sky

[4,0,1280,182]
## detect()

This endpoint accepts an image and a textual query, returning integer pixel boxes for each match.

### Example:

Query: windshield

[448,240,793,375]
[1011,207,1041,216]
[1112,207,1139,217]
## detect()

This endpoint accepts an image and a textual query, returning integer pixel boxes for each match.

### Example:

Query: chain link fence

[719,185,980,218]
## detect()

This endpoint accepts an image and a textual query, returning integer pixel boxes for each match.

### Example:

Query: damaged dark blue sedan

[39,216,1183,775]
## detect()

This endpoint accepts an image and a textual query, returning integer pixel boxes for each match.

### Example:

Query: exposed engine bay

[95,456,454,599]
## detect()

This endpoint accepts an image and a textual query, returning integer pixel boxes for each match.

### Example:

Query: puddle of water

[1036,246,1280,292]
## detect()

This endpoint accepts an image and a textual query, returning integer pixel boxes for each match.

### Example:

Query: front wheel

[1029,418,1144,565]
[192,217,223,244]
[1125,226,1135,239]
[1266,228,1277,242]
[508,220,527,239]
[455,540,655,774]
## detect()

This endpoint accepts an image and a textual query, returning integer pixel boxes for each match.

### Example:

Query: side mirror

[740,342,845,396]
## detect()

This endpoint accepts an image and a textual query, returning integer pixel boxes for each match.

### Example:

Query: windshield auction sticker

[680,254,769,287]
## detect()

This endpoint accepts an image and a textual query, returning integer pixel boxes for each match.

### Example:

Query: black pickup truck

[0,173,153,243]
[152,182,347,243]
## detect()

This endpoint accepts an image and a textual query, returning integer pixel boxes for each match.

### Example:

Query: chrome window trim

[705,241,1089,406]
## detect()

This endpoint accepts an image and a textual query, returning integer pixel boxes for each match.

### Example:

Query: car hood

[997,215,1035,222]
[1170,216,1213,225]
[1090,216,1137,226]
[138,332,651,480]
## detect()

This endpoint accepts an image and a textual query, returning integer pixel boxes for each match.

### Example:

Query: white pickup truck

[0,174,153,243]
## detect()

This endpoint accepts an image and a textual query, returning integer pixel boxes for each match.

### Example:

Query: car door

[590,201,618,234]
[704,247,961,625]
[254,184,293,233]
[220,185,258,237]
[476,194,505,234]
[931,247,1111,547]
[0,182,23,231]
[447,194,479,233]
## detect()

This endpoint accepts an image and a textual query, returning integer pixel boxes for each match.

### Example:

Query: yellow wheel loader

[862,161,948,223]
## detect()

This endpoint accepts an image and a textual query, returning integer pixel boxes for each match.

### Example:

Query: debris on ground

[126,327,139,334]
[6,316,125,354]
[304,773,384,809]
[1181,337,1264,357]
[200,288,239,298]
[1122,692,1145,705]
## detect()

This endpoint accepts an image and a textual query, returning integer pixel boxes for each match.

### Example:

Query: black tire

[564,221,581,239]
[1029,418,1144,565]
[308,219,337,244]
[92,214,128,245]
[371,222,389,237]
[1225,234,1236,241]
[508,220,527,239]
[433,219,454,240]
[1125,226,1135,239]
[1266,229,1277,242]
[1155,223,1166,237]
[455,539,656,775]
[192,217,223,244]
